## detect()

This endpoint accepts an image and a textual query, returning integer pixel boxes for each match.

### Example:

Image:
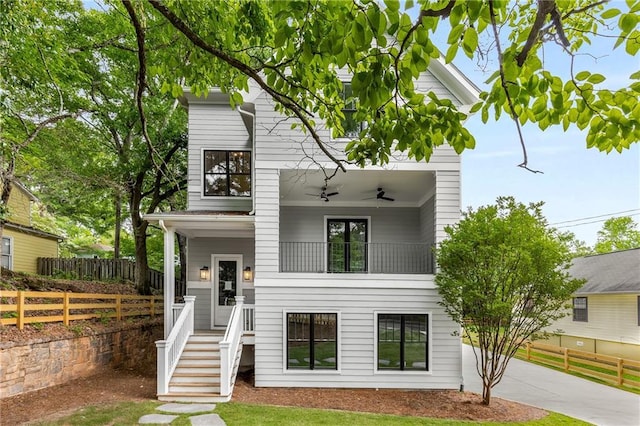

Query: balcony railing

[279,242,433,274]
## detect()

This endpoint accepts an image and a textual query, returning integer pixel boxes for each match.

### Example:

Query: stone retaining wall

[0,321,163,399]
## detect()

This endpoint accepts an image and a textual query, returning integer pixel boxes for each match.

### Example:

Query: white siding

[550,294,640,345]
[187,103,252,211]
[419,196,435,249]
[187,237,255,282]
[279,206,421,243]
[186,288,212,330]
[253,282,462,389]
[254,168,280,273]
[434,171,460,244]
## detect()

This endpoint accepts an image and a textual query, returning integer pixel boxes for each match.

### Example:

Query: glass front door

[212,255,242,327]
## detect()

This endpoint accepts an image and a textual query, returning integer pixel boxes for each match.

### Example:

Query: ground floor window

[573,297,588,322]
[1,237,12,270]
[287,313,337,370]
[378,313,428,371]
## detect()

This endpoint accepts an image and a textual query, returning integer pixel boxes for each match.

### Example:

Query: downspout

[238,105,256,215]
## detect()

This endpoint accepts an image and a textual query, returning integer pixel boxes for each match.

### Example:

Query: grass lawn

[33,401,590,426]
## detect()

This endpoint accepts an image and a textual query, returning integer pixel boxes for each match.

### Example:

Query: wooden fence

[525,341,640,390]
[37,258,164,292]
[0,290,163,330]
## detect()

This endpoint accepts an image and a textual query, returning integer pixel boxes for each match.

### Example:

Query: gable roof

[571,248,640,295]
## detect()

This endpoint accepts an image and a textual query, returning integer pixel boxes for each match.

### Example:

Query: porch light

[243,266,253,281]
[199,266,210,281]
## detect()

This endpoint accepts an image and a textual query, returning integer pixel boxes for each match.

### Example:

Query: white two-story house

[146,58,479,402]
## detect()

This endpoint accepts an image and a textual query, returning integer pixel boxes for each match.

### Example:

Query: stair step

[174,367,220,375]
[169,384,220,393]
[172,372,221,378]
[158,393,228,403]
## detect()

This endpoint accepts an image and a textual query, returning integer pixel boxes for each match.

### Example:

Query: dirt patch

[0,369,546,425]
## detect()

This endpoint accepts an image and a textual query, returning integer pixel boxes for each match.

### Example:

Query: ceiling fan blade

[326,191,339,197]
[305,193,320,197]
[380,196,395,201]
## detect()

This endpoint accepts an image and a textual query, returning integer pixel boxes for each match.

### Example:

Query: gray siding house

[146,59,480,402]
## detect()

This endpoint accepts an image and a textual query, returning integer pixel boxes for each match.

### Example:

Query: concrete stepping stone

[139,413,178,424]
[190,413,226,426]
[157,403,216,414]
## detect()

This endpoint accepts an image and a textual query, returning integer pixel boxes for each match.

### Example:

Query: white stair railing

[156,295,195,395]
[220,296,244,397]
[242,304,255,332]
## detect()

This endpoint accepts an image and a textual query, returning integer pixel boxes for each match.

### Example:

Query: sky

[441,11,640,246]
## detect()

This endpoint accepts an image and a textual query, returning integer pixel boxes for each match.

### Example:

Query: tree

[594,216,640,253]
[435,197,583,405]
[136,0,638,175]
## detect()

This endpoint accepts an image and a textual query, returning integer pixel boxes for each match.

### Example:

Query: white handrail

[219,296,245,397]
[156,296,195,395]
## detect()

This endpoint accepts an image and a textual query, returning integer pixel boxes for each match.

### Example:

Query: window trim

[373,311,432,375]
[282,310,341,374]
[572,297,588,322]
[324,216,371,273]
[201,149,252,198]
[1,236,13,270]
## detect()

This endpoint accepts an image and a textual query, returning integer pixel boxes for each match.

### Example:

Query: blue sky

[442,13,640,246]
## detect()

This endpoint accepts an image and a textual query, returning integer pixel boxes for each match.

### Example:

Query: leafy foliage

[594,216,640,253]
[435,196,583,405]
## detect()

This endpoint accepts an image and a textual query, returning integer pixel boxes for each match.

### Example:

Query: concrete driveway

[462,344,640,425]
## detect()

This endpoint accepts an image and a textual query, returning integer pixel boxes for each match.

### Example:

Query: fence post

[63,292,69,326]
[150,297,155,317]
[617,358,624,386]
[564,348,569,372]
[17,291,24,330]
[526,342,531,361]
[116,294,122,322]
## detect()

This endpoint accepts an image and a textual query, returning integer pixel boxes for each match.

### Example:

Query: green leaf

[462,27,478,58]
[587,74,606,84]
[384,0,400,12]
[575,71,590,81]
[620,13,639,33]
[445,43,458,63]
[601,8,621,19]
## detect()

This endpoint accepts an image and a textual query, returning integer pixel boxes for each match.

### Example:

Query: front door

[212,254,242,327]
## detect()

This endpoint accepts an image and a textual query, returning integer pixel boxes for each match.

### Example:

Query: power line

[550,209,640,226]
[554,212,640,229]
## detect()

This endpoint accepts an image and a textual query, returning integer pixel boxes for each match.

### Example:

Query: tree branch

[147,0,347,173]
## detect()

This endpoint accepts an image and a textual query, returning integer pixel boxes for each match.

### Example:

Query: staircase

[159,331,237,403]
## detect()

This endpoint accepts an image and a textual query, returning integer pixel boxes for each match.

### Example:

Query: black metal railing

[279,242,433,274]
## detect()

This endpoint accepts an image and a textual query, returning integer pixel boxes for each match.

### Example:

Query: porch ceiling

[279,169,435,207]
[145,213,255,238]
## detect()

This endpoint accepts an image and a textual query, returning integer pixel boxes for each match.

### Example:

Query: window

[336,83,362,139]
[287,313,337,370]
[1,237,11,270]
[327,218,368,273]
[573,297,588,322]
[203,150,251,197]
[378,314,429,371]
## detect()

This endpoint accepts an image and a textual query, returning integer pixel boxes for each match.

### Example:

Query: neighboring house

[146,59,480,402]
[546,248,640,360]
[1,181,62,274]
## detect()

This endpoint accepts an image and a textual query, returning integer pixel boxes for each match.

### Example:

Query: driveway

[462,344,640,425]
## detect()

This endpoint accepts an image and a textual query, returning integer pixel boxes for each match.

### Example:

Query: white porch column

[162,223,175,338]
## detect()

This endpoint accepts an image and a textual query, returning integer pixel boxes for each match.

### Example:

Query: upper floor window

[336,83,362,139]
[203,150,251,197]
[1,237,12,270]
[573,297,588,322]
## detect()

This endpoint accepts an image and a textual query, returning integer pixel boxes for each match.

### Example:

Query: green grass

[32,400,590,426]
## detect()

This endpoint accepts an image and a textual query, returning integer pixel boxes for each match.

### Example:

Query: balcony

[279,242,433,274]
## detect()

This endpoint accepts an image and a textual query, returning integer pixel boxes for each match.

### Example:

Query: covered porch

[144,211,256,402]
[278,169,437,275]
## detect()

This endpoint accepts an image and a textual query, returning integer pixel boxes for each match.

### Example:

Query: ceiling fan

[364,187,395,202]
[305,186,339,202]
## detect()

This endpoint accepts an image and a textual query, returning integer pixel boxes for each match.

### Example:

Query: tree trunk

[482,383,491,405]
[133,218,150,295]
[177,233,187,298]
[113,193,121,259]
